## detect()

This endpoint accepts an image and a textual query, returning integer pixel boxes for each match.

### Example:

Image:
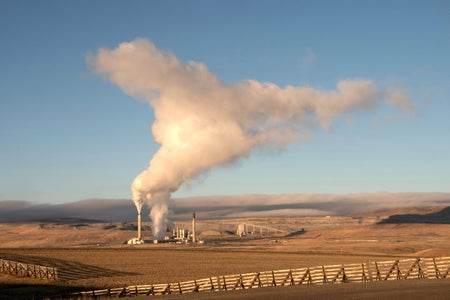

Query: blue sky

[1,0,449,204]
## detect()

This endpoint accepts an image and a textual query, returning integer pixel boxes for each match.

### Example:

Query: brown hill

[379,206,450,224]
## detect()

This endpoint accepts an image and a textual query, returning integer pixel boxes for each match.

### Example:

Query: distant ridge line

[379,206,450,224]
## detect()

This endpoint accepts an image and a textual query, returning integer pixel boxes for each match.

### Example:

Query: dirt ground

[0,248,396,287]
[0,214,449,299]
[0,246,448,299]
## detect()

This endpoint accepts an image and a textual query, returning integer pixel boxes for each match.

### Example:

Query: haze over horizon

[2,192,450,223]
[1,1,449,207]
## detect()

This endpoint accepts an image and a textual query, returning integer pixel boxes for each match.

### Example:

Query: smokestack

[90,39,414,237]
[137,213,142,241]
[192,213,196,244]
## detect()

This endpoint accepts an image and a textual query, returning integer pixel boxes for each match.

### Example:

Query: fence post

[374,262,381,281]
[417,258,425,279]
[342,265,348,283]
[222,275,227,291]
[322,266,327,284]
[432,258,441,279]
[193,280,199,292]
[396,260,402,280]
[217,276,222,291]
[257,272,263,287]
[146,285,154,296]
[209,277,215,291]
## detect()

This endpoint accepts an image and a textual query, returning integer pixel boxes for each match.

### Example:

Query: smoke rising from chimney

[88,38,413,240]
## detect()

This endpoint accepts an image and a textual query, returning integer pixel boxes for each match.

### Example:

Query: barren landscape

[3,1,449,299]
[1,206,449,299]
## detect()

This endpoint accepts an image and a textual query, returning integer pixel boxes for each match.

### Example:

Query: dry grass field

[0,207,449,299]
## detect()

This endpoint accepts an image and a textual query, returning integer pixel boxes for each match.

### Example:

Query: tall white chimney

[192,213,196,243]
[138,213,142,241]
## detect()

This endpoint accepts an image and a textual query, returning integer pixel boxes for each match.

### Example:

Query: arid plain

[1,206,449,299]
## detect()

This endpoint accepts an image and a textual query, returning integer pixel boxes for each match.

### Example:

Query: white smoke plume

[88,38,413,239]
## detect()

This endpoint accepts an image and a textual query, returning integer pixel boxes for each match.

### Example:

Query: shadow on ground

[0,253,137,281]
[0,282,93,300]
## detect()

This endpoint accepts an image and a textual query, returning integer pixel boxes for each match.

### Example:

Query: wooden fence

[50,256,449,299]
[0,258,58,280]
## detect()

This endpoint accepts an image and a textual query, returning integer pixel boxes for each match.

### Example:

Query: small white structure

[127,238,144,245]
[178,229,190,241]
[237,224,246,236]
